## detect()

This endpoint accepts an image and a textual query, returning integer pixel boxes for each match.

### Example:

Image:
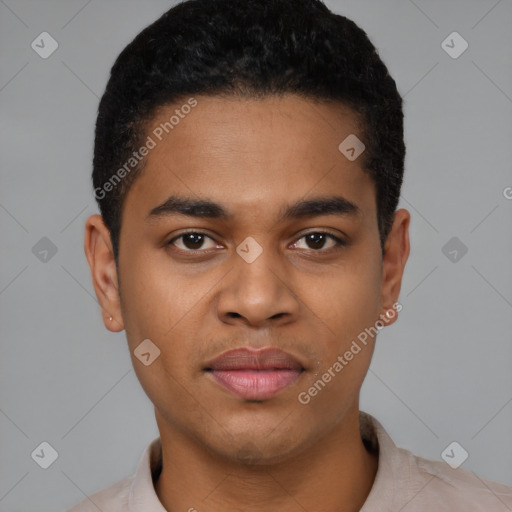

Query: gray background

[1,0,511,510]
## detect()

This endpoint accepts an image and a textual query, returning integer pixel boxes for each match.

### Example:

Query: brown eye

[292,232,345,251]
[168,232,218,251]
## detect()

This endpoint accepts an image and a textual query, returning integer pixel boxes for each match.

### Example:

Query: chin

[204,425,310,467]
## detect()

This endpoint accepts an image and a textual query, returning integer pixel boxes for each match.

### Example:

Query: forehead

[145,94,364,157]
[123,94,375,224]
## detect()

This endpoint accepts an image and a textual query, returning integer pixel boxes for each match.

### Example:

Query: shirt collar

[128,435,166,511]
[359,411,403,511]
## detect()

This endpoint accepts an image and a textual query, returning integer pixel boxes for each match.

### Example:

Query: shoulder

[66,474,134,512]
[359,412,512,511]
[65,437,162,512]
[399,447,512,511]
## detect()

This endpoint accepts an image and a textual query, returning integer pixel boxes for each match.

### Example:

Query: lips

[204,348,304,400]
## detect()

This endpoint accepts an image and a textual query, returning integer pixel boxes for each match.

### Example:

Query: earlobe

[379,302,402,328]
[84,214,125,332]
[380,208,410,327]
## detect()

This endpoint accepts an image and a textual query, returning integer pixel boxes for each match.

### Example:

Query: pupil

[308,233,325,249]
[181,234,328,250]
[184,233,204,249]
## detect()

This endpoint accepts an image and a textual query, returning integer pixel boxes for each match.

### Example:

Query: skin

[84,94,410,512]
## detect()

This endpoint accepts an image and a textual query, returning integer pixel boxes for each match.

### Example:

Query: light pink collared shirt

[67,411,512,511]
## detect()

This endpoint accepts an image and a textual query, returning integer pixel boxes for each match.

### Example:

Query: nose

[216,248,300,328]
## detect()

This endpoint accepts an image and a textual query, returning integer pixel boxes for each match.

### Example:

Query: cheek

[118,261,204,412]
[119,247,205,344]
[305,256,382,345]
[296,248,382,407]
[297,352,371,428]
[297,276,381,419]
[118,251,225,402]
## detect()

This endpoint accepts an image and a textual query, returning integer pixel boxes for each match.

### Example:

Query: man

[70,0,512,510]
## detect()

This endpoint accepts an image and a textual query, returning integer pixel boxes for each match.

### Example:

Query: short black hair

[92,0,405,267]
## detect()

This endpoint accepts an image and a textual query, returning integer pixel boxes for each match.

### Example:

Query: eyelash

[167,230,346,254]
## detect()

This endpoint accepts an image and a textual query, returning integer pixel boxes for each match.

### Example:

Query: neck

[154,406,378,512]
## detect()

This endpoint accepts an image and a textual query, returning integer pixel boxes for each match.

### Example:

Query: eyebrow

[146,195,361,223]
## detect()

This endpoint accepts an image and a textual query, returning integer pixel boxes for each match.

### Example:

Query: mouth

[204,347,305,401]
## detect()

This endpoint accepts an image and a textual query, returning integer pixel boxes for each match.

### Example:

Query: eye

[167,230,346,254]
[291,232,345,251]
[168,232,219,252]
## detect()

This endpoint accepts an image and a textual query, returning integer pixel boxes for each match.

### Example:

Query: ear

[380,208,410,326]
[84,214,124,332]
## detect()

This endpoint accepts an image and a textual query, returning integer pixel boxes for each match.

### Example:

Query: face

[85,94,410,464]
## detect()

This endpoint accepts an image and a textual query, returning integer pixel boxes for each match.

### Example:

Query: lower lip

[208,369,303,400]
